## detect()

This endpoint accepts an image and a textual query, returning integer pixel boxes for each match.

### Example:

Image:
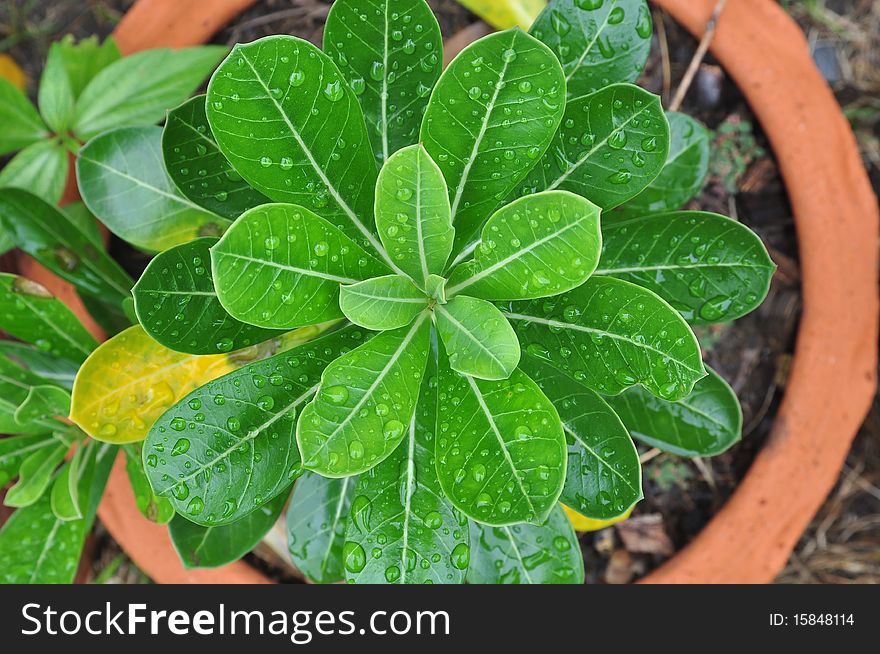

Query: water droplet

[171,438,190,456]
[450,542,470,570]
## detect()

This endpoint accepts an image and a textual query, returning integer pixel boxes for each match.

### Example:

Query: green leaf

[0,77,47,155]
[605,366,742,456]
[0,353,65,435]
[435,350,566,526]
[0,139,68,204]
[287,472,357,583]
[446,190,601,300]
[0,342,78,389]
[50,443,86,521]
[375,144,453,287]
[502,276,706,400]
[467,504,583,583]
[5,439,66,507]
[324,0,443,164]
[512,83,669,211]
[73,46,227,140]
[0,228,12,257]
[123,443,174,524]
[143,327,364,525]
[614,112,711,219]
[39,42,76,133]
[0,441,115,583]
[77,126,229,252]
[522,353,642,520]
[435,295,520,380]
[162,95,269,219]
[60,201,103,248]
[206,36,389,263]
[595,211,776,324]
[0,433,56,487]
[0,273,98,363]
[14,385,71,425]
[339,275,429,330]
[211,203,388,330]
[455,0,546,29]
[0,188,133,302]
[343,358,469,583]
[298,314,431,477]
[421,28,566,253]
[55,35,121,100]
[170,489,289,569]
[133,237,285,355]
[530,0,653,99]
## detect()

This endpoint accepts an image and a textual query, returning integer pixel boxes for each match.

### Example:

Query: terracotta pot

[16,0,878,584]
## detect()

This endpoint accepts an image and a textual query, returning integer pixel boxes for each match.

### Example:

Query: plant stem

[669,0,728,112]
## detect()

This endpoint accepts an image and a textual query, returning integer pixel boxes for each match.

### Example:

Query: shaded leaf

[374,144,453,287]
[50,443,86,521]
[162,95,269,219]
[435,349,566,525]
[530,0,653,99]
[0,341,78,389]
[211,203,388,329]
[78,126,229,252]
[123,443,174,524]
[0,433,56,487]
[595,211,776,324]
[39,42,76,133]
[5,439,66,507]
[170,489,289,569]
[421,28,566,253]
[60,201,103,248]
[0,77,47,155]
[502,276,706,400]
[513,83,668,210]
[339,274,429,331]
[467,504,584,583]
[287,471,357,583]
[133,237,285,355]
[434,295,520,380]
[446,190,601,300]
[324,0,443,164]
[73,46,227,140]
[0,353,64,435]
[605,366,742,456]
[0,139,68,204]
[14,384,71,424]
[298,314,431,477]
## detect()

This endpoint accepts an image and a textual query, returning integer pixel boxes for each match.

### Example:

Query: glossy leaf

[344,360,468,584]
[55,35,121,99]
[70,326,235,444]
[0,342,78,389]
[211,203,388,329]
[0,441,115,583]
[4,440,66,507]
[143,327,364,525]
[436,351,566,526]
[0,140,68,204]
[0,188,133,302]
[595,211,776,324]
[0,354,63,435]
[434,295,520,380]
[421,29,566,253]
[324,0,443,164]
[522,354,641,520]
[78,126,229,252]
[0,433,56,487]
[0,273,98,364]
[502,276,706,400]
[14,385,71,425]
[133,237,284,355]
[73,46,227,140]
[50,444,85,521]
[170,490,289,569]
[39,42,76,133]
[339,275,429,330]
[123,443,174,524]
[375,144,453,287]
[162,95,269,219]
[206,36,389,262]
[287,472,357,583]
[467,504,584,583]
[0,77,47,155]
[446,191,601,300]
[454,0,546,29]
[605,366,742,456]
[564,503,633,532]
[530,0,653,99]
[60,201,103,248]
[298,314,431,477]
[513,83,669,211]
[615,112,711,219]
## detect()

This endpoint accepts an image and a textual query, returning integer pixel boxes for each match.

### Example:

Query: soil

[0,0,876,584]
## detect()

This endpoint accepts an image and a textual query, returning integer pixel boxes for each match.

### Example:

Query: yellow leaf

[562,504,634,532]
[0,53,26,90]
[454,0,547,30]
[69,323,331,444]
